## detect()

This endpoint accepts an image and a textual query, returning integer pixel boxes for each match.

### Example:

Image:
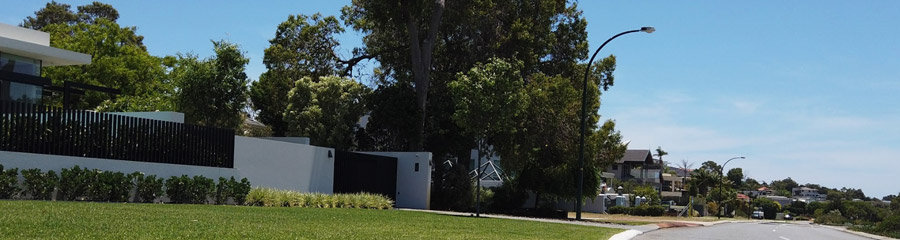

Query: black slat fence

[0,100,234,168]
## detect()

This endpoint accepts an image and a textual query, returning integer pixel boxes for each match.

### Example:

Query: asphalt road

[633,222,870,240]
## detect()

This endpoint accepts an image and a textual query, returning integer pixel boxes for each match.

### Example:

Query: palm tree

[679,159,694,217]
[655,146,668,165]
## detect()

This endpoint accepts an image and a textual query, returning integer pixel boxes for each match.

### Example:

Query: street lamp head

[641,27,655,33]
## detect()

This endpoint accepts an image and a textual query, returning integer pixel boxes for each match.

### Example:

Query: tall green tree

[450,58,528,175]
[342,0,446,151]
[173,40,249,130]
[727,168,744,189]
[283,76,370,150]
[250,13,345,136]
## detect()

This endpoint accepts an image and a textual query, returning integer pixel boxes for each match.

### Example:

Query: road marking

[779,236,790,240]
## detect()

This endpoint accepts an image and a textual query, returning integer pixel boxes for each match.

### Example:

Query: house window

[1,80,42,104]
[612,165,618,170]
[0,53,43,104]
[0,53,41,76]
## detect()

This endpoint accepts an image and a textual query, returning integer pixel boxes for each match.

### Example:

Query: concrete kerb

[816,224,898,240]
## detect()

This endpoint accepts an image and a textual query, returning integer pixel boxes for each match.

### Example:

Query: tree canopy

[172,40,250,130]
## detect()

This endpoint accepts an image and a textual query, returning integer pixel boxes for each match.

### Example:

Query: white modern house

[0,23,91,103]
[0,23,432,209]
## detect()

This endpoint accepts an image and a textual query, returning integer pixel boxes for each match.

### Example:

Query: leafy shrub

[876,215,900,237]
[230,177,251,205]
[21,168,58,200]
[58,165,91,201]
[134,173,164,203]
[215,177,229,204]
[814,209,848,225]
[608,206,628,214]
[489,183,528,211]
[245,188,392,209]
[87,170,131,202]
[630,205,666,216]
[0,164,19,199]
[190,175,215,204]
[166,175,192,204]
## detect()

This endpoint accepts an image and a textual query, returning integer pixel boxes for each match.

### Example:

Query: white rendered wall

[0,151,238,180]
[109,112,185,123]
[257,137,310,145]
[234,136,334,193]
[359,152,432,210]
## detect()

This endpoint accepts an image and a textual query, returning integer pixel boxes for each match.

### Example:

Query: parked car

[752,211,764,219]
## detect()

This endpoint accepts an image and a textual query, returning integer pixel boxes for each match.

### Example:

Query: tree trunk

[403,0,445,151]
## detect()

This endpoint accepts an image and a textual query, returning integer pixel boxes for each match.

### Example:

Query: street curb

[609,230,642,240]
[817,224,899,240]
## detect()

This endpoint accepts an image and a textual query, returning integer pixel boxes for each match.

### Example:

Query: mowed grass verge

[0,200,622,239]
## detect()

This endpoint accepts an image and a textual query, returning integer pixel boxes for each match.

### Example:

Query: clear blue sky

[3,1,898,198]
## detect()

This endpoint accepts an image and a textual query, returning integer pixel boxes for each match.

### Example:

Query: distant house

[737,193,751,203]
[792,187,826,203]
[603,149,662,190]
[743,186,775,198]
[765,195,792,207]
[660,173,686,197]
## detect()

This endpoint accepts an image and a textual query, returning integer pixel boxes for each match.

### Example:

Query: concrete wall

[257,137,310,145]
[0,151,238,180]
[234,136,334,193]
[360,152,431,210]
[109,112,185,123]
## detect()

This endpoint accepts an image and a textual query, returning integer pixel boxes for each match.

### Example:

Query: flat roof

[0,23,90,66]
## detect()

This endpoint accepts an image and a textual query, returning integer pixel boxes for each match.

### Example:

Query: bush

[58,166,91,201]
[215,177,251,205]
[245,188,393,209]
[215,177,229,204]
[21,168,58,200]
[230,177,251,205]
[630,205,666,216]
[608,206,628,214]
[877,215,900,237]
[0,164,19,199]
[86,170,131,202]
[190,175,215,204]
[135,173,164,203]
[166,175,192,204]
[814,209,848,225]
[489,183,528,211]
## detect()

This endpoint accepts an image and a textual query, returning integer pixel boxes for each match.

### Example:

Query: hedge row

[607,205,666,216]
[0,164,250,204]
[245,188,393,209]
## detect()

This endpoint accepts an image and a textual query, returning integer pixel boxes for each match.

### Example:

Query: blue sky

[3,1,898,198]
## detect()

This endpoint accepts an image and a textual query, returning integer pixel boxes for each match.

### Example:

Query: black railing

[0,100,234,168]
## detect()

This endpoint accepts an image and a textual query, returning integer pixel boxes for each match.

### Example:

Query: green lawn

[0,200,621,239]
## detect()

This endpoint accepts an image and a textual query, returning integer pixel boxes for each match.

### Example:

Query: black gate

[333,151,397,201]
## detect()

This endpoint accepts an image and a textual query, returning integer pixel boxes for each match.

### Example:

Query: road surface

[634,222,870,240]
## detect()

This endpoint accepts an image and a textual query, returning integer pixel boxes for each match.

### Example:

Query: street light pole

[717,156,745,219]
[576,27,654,220]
